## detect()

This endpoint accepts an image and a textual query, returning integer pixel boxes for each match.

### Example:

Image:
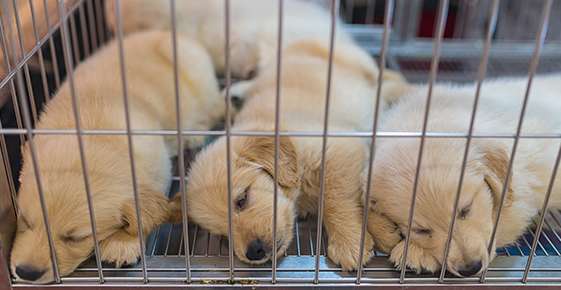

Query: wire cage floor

[59,176,561,285]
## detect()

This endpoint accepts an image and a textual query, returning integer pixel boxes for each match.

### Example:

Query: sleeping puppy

[105,0,351,79]
[170,38,406,270]
[10,31,223,283]
[364,74,561,277]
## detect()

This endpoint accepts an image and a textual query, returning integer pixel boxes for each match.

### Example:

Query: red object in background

[417,5,457,38]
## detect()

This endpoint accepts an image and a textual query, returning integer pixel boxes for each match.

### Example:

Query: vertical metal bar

[43,0,61,89]
[480,0,552,282]
[223,0,235,281]
[394,0,423,41]
[356,0,394,284]
[169,0,192,283]
[191,225,199,256]
[68,12,81,64]
[0,11,25,147]
[314,0,337,284]
[5,23,61,288]
[27,0,51,106]
[365,0,376,24]
[57,0,104,283]
[399,0,449,283]
[0,122,18,219]
[295,220,301,256]
[114,0,148,283]
[78,3,91,57]
[345,0,354,23]
[86,0,98,50]
[271,0,283,284]
[94,0,106,44]
[164,225,173,256]
[0,244,11,289]
[521,98,561,276]
[438,0,499,282]
[11,0,39,124]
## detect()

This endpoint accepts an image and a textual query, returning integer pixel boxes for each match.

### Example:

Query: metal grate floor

[64,177,561,283]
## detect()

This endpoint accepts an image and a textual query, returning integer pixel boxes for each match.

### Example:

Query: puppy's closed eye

[235,188,249,211]
[61,234,89,244]
[459,206,471,220]
[413,228,432,236]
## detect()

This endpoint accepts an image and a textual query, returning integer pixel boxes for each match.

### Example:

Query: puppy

[10,31,223,283]
[364,74,561,277]
[170,38,406,270]
[105,0,351,79]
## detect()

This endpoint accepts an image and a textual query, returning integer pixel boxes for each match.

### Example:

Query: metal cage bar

[2,13,62,286]
[56,0,105,282]
[169,0,192,283]
[438,0,500,281]
[399,0,449,282]
[480,0,553,282]
[271,0,284,284]
[356,0,394,284]
[313,0,337,284]
[223,0,235,281]
[113,0,148,283]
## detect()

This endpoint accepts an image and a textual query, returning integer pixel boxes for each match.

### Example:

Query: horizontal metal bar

[1,128,561,139]
[0,0,83,90]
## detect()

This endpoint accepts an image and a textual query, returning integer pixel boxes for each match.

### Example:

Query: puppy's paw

[327,232,374,271]
[99,231,141,268]
[367,211,402,254]
[389,240,440,274]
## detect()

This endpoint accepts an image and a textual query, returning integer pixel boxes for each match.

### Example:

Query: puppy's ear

[238,136,299,190]
[478,143,514,210]
[120,188,171,235]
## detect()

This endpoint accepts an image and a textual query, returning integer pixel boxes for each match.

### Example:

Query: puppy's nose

[15,265,46,281]
[231,95,245,110]
[246,239,267,261]
[459,261,483,277]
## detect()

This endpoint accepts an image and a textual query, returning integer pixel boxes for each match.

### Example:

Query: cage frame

[1,0,561,288]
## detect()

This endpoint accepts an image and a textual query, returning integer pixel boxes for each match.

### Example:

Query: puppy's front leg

[322,194,374,271]
[99,230,141,268]
[100,190,171,267]
[319,140,374,271]
[367,210,402,254]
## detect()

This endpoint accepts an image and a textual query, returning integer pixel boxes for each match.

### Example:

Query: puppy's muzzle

[246,239,270,261]
[15,265,46,282]
[231,94,245,111]
[458,260,483,277]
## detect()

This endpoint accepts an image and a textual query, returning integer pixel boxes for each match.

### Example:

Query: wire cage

[1,0,561,288]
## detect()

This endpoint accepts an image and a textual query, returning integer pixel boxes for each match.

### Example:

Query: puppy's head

[174,135,300,264]
[10,153,160,283]
[368,139,513,277]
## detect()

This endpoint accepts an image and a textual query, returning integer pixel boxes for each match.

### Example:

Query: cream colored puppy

[10,31,222,283]
[171,38,406,270]
[106,0,350,79]
[364,74,561,277]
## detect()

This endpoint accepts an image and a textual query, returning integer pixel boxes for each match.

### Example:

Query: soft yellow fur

[364,74,561,276]
[105,0,352,79]
[10,31,223,283]
[171,38,406,270]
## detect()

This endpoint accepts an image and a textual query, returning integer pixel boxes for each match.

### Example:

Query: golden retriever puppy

[10,31,222,283]
[105,0,351,79]
[364,74,561,277]
[170,38,406,270]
